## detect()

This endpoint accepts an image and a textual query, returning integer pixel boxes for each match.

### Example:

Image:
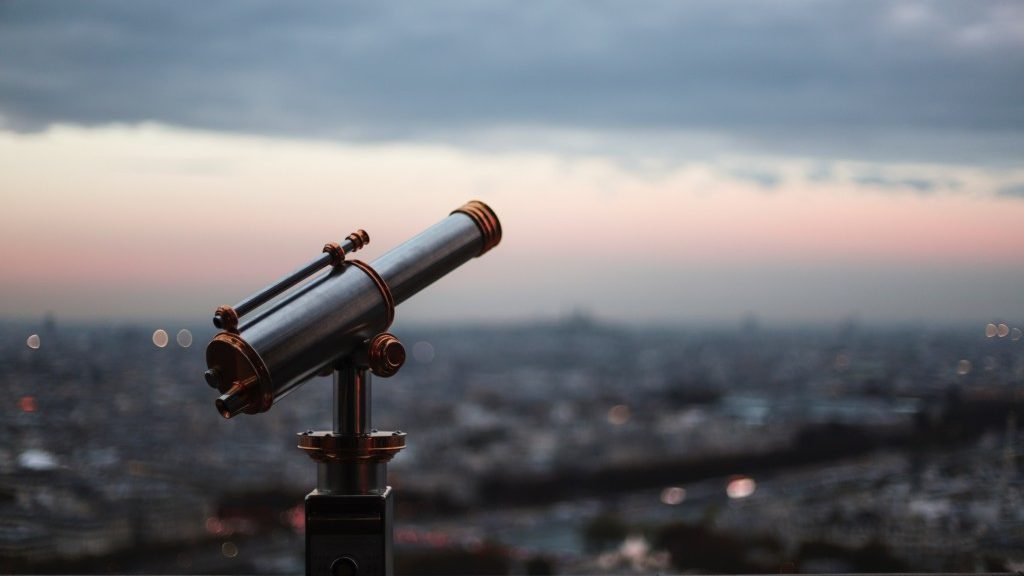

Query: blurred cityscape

[1,315,1022,574]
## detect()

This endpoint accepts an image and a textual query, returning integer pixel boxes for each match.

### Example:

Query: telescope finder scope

[204,200,501,418]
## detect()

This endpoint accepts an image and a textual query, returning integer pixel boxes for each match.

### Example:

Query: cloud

[809,162,969,195]
[853,174,937,193]
[0,1,1022,164]
[807,162,835,183]
[725,167,782,189]
[997,183,1024,198]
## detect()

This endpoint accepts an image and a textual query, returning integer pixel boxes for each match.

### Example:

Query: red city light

[18,396,37,413]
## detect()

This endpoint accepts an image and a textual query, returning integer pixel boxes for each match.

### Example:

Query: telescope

[203,201,501,576]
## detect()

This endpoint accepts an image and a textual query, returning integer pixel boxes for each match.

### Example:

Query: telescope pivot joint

[358,333,406,378]
[297,333,407,467]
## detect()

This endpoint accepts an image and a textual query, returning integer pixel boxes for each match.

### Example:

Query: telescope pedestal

[299,353,406,576]
[305,481,395,576]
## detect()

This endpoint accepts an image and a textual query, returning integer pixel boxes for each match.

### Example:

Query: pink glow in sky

[1,124,1023,325]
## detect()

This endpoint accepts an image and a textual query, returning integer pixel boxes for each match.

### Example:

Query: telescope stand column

[299,359,406,576]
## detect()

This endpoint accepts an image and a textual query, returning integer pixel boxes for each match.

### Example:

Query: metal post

[335,364,371,437]
[305,362,399,576]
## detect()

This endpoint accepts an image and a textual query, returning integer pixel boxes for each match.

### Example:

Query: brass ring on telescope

[452,200,502,256]
[322,242,345,267]
[347,260,396,329]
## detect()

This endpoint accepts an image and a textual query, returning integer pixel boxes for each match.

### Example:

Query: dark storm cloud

[1,1,1022,163]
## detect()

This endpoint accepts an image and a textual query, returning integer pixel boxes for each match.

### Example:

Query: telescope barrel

[374,203,499,306]
[205,201,500,418]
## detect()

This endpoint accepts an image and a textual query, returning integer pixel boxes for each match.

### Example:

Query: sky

[1,1,1023,326]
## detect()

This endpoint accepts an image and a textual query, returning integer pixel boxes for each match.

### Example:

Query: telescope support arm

[301,335,407,576]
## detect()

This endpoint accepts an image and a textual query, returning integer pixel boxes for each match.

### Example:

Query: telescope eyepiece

[216,387,247,419]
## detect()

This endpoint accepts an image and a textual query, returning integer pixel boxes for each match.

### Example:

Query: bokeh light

[997,323,1010,338]
[985,323,998,338]
[607,404,631,426]
[1012,327,1023,341]
[26,334,40,349]
[412,341,435,363]
[956,359,972,376]
[983,356,997,372]
[176,329,193,348]
[220,541,238,558]
[660,486,686,505]
[152,329,169,348]
[18,396,37,413]
[726,476,756,499]
[205,517,223,535]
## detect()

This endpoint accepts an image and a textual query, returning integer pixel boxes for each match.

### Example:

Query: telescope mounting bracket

[298,332,408,465]
[301,332,407,576]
